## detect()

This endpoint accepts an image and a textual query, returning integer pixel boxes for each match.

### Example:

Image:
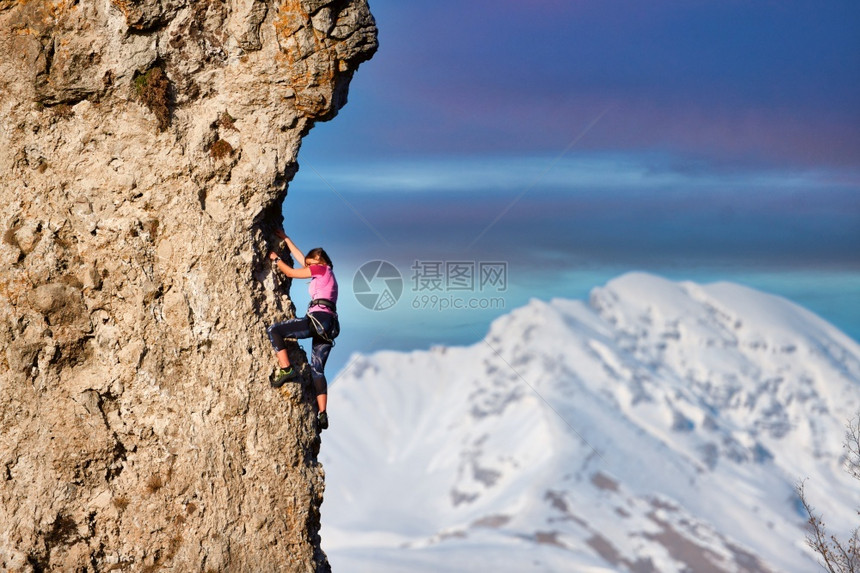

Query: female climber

[266,228,339,430]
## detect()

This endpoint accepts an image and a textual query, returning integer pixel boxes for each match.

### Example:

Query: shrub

[146,474,165,494]
[798,414,860,573]
[218,110,236,131]
[134,66,171,131]
[209,138,233,159]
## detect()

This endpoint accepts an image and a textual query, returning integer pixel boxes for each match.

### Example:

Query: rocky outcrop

[0,0,376,570]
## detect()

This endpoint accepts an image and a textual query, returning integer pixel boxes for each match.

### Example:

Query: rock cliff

[0,0,377,570]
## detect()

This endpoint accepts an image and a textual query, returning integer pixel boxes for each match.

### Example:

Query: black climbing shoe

[317,411,329,430]
[271,366,297,388]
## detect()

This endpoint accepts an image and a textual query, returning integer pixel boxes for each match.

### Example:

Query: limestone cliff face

[0,0,376,570]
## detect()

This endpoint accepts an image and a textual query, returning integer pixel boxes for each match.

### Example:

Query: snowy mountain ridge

[321,272,860,572]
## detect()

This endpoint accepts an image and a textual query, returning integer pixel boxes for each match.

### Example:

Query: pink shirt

[308,264,338,314]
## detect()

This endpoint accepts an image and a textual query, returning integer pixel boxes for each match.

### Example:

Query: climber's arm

[269,251,312,279]
[275,229,306,267]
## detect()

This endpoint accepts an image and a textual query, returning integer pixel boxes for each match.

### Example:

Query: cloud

[337,0,860,167]
[297,154,859,196]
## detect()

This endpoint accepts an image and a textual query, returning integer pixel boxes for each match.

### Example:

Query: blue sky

[282,1,860,374]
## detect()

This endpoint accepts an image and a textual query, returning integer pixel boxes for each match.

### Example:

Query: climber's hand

[268,251,279,261]
[274,228,287,241]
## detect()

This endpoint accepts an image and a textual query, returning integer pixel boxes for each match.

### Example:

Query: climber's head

[305,247,333,269]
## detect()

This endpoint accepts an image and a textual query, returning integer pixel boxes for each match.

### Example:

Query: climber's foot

[271,366,297,388]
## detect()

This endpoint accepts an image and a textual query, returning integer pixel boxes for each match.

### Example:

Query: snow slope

[320,273,860,572]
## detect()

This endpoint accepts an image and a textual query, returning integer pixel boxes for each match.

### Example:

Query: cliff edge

[0,0,377,570]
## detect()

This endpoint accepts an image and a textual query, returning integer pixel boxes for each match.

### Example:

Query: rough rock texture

[0,0,376,570]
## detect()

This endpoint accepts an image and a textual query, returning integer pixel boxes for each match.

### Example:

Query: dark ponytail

[306,247,333,269]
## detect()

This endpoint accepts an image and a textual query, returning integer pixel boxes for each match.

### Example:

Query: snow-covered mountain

[320,273,860,573]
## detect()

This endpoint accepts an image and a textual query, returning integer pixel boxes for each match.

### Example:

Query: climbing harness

[307,301,340,344]
[308,298,337,313]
